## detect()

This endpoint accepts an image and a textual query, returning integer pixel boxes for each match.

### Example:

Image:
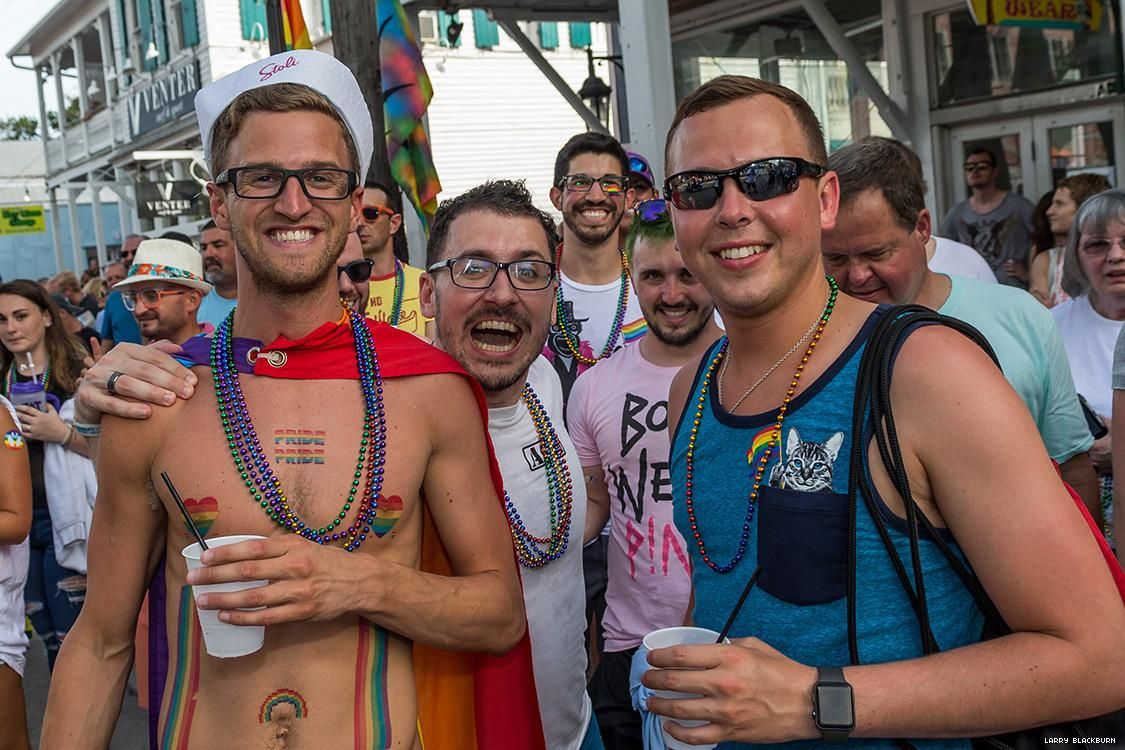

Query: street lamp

[578,47,614,130]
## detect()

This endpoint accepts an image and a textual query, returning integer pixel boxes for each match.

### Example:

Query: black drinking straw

[161,471,208,551]
[716,564,762,643]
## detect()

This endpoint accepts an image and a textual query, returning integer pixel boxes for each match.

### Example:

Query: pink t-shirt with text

[568,343,692,652]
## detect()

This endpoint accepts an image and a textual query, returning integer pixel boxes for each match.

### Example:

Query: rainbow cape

[154,318,546,750]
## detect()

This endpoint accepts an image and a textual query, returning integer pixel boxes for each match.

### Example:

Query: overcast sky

[0,2,60,121]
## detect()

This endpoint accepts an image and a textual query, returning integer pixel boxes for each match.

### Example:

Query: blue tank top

[671,310,983,750]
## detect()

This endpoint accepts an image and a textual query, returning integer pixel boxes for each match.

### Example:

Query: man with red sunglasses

[358,179,433,337]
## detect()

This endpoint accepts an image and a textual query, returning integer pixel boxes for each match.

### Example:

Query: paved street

[23,635,148,748]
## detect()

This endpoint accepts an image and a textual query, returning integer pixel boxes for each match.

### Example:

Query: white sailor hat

[194,49,374,181]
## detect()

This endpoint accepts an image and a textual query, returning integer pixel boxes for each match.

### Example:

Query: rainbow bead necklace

[503,382,574,569]
[210,305,388,552]
[684,277,838,573]
[2,361,51,397]
[389,259,405,326]
[553,244,631,366]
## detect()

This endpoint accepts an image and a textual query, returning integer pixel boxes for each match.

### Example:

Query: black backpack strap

[846,305,1010,672]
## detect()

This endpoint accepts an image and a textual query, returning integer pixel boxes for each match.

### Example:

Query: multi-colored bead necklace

[389,259,405,326]
[684,277,838,573]
[210,305,388,552]
[503,382,574,569]
[554,244,631,366]
[2,361,51,396]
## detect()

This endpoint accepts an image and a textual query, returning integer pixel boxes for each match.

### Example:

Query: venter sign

[128,59,201,138]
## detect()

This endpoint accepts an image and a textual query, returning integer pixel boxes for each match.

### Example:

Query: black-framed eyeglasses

[121,287,189,311]
[663,157,827,210]
[214,167,358,200]
[427,257,556,290]
[633,198,669,223]
[337,258,375,284]
[558,173,628,195]
[963,162,993,173]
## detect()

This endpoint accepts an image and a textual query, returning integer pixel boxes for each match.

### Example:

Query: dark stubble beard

[563,204,624,246]
[232,221,346,297]
[646,304,714,347]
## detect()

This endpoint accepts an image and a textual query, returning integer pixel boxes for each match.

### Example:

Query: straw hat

[115,238,212,294]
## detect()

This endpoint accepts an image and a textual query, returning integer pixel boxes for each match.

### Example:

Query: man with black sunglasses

[640,75,1125,748]
[546,132,646,399]
[337,231,372,315]
[358,179,433,337]
[939,146,1034,288]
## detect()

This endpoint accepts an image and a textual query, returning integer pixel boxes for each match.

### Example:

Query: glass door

[1032,106,1123,191]
[948,118,1037,203]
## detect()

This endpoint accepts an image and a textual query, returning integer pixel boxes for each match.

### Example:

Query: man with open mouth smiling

[420,179,604,750]
[545,132,647,400]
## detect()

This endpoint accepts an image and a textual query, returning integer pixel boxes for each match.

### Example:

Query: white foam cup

[181,534,269,658]
[641,626,731,750]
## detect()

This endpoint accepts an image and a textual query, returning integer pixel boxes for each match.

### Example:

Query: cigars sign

[127,59,201,138]
[967,0,1103,30]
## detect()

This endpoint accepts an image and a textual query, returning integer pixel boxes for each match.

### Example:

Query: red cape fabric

[190,316,546,749]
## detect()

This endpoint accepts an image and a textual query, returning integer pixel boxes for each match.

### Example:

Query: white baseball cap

[194,49,374,181]
[116,239,213,294]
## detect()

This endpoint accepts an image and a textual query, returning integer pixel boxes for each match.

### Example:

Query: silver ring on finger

[106,371,125,396]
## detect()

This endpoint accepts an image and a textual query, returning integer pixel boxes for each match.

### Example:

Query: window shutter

[472,9,499,48]
[117,0,130,66]
[240,0,268,41]
[321,0,331,33]
[437,10,462,48]
[180,0,200,47]
[151,0,168,64]
[538,22,558,50]
[137,0,156,70]
[568,21,592,48]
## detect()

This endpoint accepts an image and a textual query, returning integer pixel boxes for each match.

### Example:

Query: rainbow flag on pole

[378,0,442,232]
[282,0,313,50]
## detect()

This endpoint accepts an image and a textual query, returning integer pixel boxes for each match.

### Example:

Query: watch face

[815,684,855,729]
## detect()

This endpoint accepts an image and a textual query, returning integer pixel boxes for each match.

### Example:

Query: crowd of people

[0,47,1122,750]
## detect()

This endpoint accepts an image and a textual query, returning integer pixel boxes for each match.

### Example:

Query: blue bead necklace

[210,305,389,552]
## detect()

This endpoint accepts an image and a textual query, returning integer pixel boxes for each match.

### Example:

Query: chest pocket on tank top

[755,426,848,606]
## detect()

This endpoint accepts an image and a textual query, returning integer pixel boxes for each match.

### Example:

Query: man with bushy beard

[567,199,722,749]
[544,133,647,400]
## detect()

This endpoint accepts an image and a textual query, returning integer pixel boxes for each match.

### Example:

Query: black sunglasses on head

[337,258,374,284]
[663,157,826,210]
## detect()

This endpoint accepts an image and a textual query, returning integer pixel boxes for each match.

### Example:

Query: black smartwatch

[812,666,855,742]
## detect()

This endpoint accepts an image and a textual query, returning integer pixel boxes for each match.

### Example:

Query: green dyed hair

[625,208,675,260]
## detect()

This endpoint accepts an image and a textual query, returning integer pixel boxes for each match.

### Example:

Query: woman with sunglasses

[1053,189,1125,544]
[0,280,93,672]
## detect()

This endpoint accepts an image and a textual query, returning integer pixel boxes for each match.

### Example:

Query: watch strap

[814,665,853,742]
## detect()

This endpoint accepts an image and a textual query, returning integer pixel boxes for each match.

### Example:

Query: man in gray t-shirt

[940,147,1034,288]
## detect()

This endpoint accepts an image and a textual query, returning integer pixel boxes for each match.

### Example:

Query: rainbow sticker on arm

[3,430,24,450]
[259,688,309,723]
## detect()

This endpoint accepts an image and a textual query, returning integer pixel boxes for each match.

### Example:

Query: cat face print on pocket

[767,427,844,493]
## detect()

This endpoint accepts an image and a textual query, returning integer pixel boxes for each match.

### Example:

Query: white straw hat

[116,239,212,294]
[194,49,374,181]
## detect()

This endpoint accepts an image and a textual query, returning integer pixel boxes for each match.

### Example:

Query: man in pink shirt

[568,199,723,749]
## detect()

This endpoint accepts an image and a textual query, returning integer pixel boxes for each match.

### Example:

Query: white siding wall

[424,16,613,215]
